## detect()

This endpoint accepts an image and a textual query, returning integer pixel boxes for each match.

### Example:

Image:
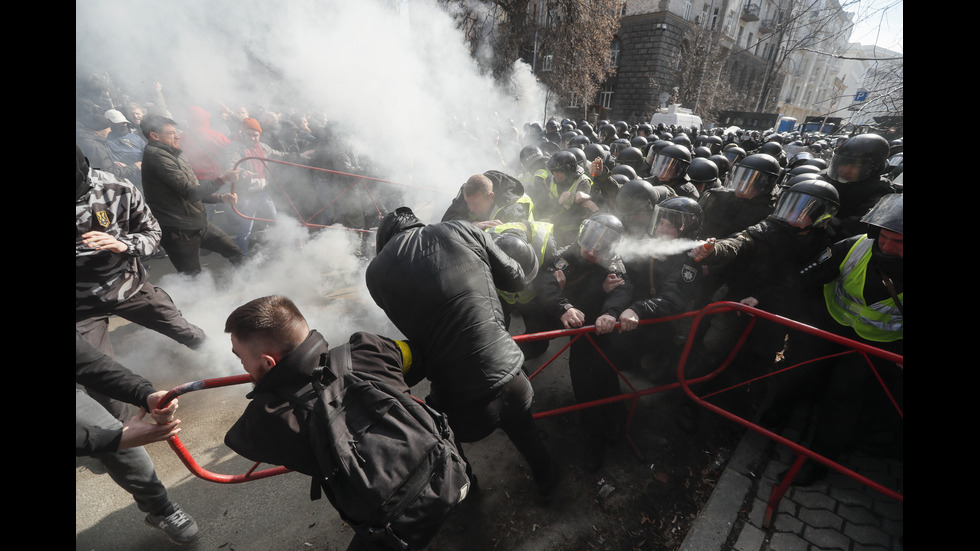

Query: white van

[650,104,703,132]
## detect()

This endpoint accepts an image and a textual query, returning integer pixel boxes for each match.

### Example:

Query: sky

[846,0,903,54]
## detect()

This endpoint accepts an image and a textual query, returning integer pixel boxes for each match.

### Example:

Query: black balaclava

[76,145,91,201]
[375,207,425,254]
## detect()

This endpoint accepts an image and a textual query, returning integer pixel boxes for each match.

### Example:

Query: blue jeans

[236,192,277,256]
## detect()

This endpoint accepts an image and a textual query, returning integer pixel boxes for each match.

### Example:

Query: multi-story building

[774,0,853,124]
[522,0,856,127]
[835,43,903,135]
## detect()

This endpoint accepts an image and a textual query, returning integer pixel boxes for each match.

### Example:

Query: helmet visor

[649,205,694,239]
[772,191,838,229]
[859,193,903,234]
[828,153,874,183]
[649,155,687,181]
[724,149,744,165]
[726,166,773,199]
[578,220,622,259]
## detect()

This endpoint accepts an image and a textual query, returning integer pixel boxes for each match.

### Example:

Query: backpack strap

[307,343,352,502]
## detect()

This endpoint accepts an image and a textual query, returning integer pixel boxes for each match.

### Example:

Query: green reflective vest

[491,221,555,305]
[823,235,903,342]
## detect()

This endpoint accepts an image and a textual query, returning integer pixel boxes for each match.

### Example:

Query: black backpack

[303,343,471,550]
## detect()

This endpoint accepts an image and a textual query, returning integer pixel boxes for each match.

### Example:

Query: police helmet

[650,197,702,239]
[648,144,692,181]
[708,154,731,178]
[610,163,638,181]
[610,138,632,157]
[547,150,582,176]
[827,134,891,183]
[615,147,647,173]
[771,180,839,230]
[492,229,539,284]
[687,157,719,185]
[577,213,625,260]
[860,192,903,236]
[726,153,781,199]
[723,145,747,166]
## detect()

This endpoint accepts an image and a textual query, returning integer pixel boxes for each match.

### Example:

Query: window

[737,25,744,46]
[725,10,735,35]
[542,53,553,72]
[684,0,693,20]
[568,92,579,108]
[600,84,614,109]
[701,5,710,28]
[609,40,621,68]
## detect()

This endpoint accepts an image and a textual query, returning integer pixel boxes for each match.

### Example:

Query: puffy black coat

[365,220,526,408]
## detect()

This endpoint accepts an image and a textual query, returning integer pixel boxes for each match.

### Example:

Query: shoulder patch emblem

[682,264,698,283]
[95,210,111,229]
[554,256,568,271]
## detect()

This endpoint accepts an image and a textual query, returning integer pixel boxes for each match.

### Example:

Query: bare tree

[674,21,742,122]
[442,0,621,120]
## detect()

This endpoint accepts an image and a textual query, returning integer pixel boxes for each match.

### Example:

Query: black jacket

[223,331,410,476]
[551,247,634,322]
[705,218,832,320]
[76,332,156,456]
[365,220,526,408]
[441,170,531,225]
[624,251,702,319]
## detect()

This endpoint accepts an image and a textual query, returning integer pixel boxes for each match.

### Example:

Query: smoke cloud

[613,236,706,263]
[77,0,551,384]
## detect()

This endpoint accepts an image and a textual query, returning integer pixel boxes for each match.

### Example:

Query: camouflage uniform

[76,169,206,384]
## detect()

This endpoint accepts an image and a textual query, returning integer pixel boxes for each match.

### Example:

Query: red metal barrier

[673,301,903,526]
[159,374,292,483]
[163,299,902,513]
[516,300,903,520]
[227,156,440,231]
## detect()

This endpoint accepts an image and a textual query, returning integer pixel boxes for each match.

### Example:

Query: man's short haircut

[463,174,493,197]
[140,113,178,140]
[224,295,309,356]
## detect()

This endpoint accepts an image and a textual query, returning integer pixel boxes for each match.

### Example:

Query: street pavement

[679,406,903,551]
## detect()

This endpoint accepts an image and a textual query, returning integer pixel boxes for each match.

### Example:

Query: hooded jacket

[365,217,526,408]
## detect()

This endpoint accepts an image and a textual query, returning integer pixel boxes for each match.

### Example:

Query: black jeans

[431,372,553,483]
[160,223,243,275]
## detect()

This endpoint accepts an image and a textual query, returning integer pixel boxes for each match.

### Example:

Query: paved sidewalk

[680,412,903,551]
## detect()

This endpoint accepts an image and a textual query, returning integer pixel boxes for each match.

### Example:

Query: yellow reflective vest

[491,221,555,305]
[823,235,903,342]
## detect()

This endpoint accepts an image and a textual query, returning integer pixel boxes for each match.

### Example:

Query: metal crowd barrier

[161,300,903,522]
[228,156,440,231]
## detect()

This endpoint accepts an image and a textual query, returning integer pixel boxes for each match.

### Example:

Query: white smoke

[613,236,707,263]
[78,0,551,383]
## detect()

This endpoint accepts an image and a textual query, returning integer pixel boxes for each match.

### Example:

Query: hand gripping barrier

[158,374,292,483]
[515,300,903,527]
[163,299,902,523]
[228,156,440,231]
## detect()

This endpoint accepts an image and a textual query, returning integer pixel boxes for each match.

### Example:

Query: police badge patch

[554,256,569,271]
[682,264,698,283]
[95,210,111,229]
